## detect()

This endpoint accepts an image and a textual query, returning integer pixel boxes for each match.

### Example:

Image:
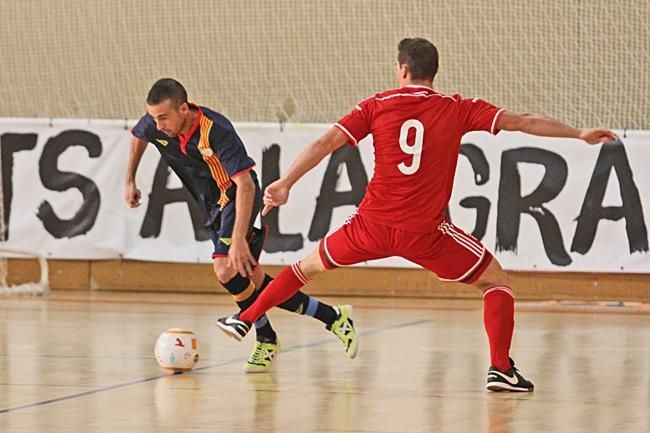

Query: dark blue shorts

[208,185,262,258]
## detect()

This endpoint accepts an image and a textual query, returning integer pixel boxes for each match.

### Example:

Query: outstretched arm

[496,111,617,144]
[125,136,148,208]
[262,126,348,215]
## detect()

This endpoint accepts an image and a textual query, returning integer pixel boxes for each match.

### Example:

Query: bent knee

[473,259,511,292]
[213,259,236,283]
[300,249,328,278]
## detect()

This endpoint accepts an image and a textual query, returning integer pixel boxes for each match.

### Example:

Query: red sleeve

[334,99,372,146]
[462,98,505,135]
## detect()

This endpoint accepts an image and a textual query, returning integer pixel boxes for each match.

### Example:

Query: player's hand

[579,128,618,145]
[125,182,142,208]
[228,237,257,278]
[262,180,290,216]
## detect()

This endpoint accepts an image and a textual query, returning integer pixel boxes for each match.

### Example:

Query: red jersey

[334,85,504,233]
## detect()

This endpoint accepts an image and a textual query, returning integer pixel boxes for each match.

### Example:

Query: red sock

[483,286,515,372]
[240,262,308,323]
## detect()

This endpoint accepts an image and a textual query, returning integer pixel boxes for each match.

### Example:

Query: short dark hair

[146,78,188,107]
[397,38,439,81]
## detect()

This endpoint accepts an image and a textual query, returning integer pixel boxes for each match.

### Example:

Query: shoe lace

[250,342,273,363]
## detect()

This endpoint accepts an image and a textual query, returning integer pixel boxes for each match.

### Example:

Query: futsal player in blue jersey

[125,78,358,372]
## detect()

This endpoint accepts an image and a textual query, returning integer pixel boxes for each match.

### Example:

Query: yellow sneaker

[244,340,279,373]
[328,305,358,359]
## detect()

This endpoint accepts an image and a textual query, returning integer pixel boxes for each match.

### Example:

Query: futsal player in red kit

[217,38,617,391]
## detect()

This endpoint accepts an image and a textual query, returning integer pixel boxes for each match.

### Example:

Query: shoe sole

[342,305,359,359]
[216,321,244,342]
[487,383,534,392]
[244,358,275,373]
[348,343,359,359]
[244,365,272,373]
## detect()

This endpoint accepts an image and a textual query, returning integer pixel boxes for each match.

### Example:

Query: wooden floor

[0,291,648,433]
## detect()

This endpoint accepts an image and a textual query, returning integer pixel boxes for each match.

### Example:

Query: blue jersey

[132,104,259,226]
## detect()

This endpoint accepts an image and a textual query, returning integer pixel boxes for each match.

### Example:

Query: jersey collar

[404,84,434,91]
[177,103,203,155]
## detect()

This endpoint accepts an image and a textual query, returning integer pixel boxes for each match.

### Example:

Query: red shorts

[319,212,492,284]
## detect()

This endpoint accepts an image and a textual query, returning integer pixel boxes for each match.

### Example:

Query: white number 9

[397,119,424,175]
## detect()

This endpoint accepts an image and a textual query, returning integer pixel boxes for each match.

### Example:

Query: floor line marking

[0,318,431,414]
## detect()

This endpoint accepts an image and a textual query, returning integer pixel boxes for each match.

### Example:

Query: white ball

[154,328,200,372]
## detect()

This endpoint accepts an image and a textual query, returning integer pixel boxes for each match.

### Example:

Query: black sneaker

[247,226,268,262]
[486,359,534,392]
[216,313,252,342]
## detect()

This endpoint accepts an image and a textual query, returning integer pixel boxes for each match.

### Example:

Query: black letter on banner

[37,130,102,238]
[260,144,303,252]
[497,148,571,266]
[0,133,38,241]
[458,143,491,239]
[308,145,368,241]
[571,140,648,254]
[140,158,209,241]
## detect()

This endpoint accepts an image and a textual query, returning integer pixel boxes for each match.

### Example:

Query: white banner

[1,118,648,272]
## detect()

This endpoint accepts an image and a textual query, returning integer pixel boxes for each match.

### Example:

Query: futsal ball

[154,328,200,372]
